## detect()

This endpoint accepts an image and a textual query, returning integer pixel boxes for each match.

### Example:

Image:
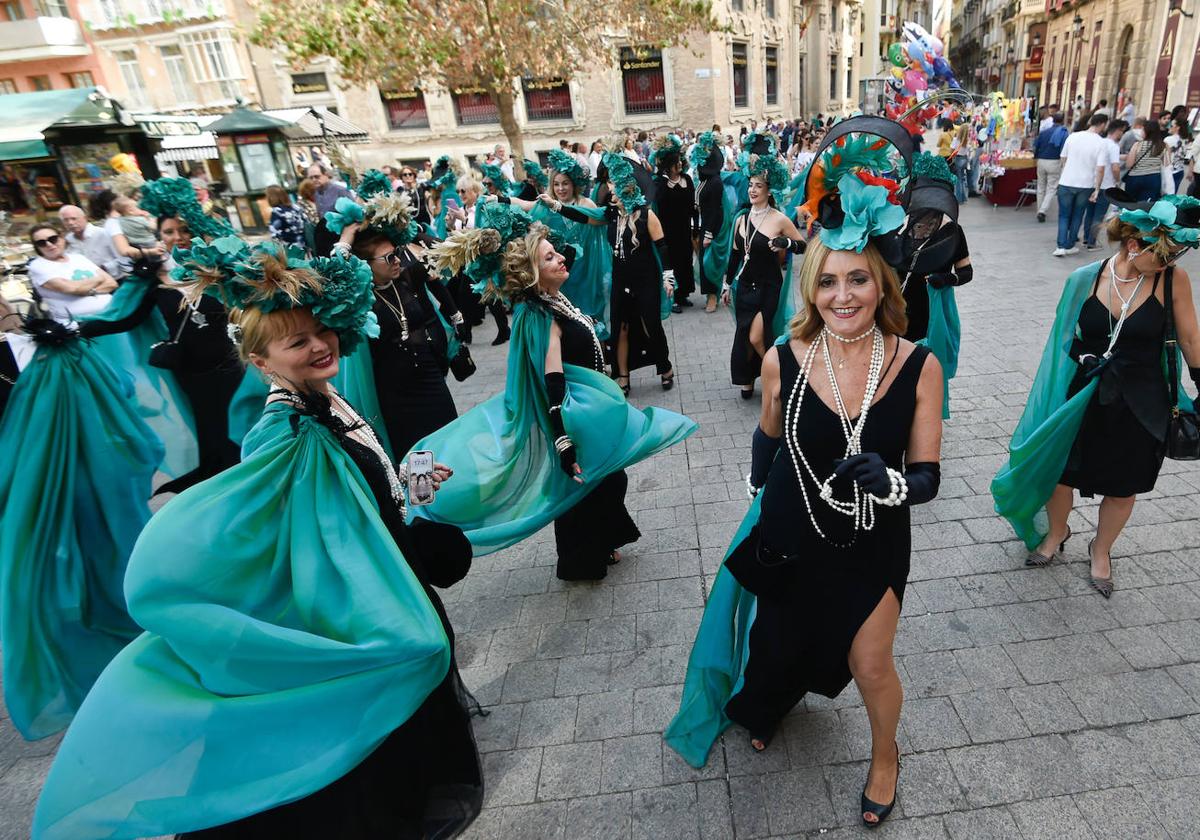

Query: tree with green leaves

[251,0,720,179]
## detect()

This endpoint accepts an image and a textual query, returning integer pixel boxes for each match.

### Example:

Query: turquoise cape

[699,173,742,293]
[532,202,613,339]
[32,402,451,839]
[409,301,697,555]
[991,260,1195,550]
[664,494,762,768]
[0,337,160,741]
[79,274,198,476]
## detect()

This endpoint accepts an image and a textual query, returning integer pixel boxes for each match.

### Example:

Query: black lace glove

[545,371,578,477]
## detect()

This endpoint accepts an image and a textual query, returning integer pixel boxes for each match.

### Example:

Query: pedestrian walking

[994,193,1200,598]
[651,134,699,312]
[1123,121,1166,203]
[266,185,308,249]
[1033,112,1069,222]
[1082,120,1126,250]
[1054,113,1110,256]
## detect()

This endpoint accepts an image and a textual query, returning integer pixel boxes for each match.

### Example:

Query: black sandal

[661,369,675,391]
[749,730,775,752]
[616,374,630,395]
[861,741,901,828]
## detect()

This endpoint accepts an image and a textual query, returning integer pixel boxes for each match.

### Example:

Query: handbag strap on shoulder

[1164,267,1180,411]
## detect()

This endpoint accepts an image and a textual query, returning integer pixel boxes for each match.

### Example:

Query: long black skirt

[553,470,641,581]
[608,275,672,375]
[730,281,780,387]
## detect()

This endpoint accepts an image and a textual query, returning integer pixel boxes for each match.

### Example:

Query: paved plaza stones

[4,201,1200,838]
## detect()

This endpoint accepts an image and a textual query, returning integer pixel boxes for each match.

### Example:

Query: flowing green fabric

[664,495,762,768]
[33,403,451,840]
[227,367,269,445]
[916,284,960,420]
[431,183,463,240]
[80,275,198,476]
[409,302,697,555]
[700,173,742,292]
[532,202,613,339]
[991,260,1194,549]
[0,338,160,741]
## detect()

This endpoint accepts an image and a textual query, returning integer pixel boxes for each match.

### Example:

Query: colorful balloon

[888,43,906,67]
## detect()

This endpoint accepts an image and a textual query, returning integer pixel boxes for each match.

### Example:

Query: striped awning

[155,130,219,161]
[261,106,370,144]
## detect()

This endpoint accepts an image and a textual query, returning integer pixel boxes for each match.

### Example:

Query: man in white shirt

[1039,104,1059,132]
[494,144,515,181]
[1082,119,1127,249]
[1054,113,1110,256]
[59,204,123,279]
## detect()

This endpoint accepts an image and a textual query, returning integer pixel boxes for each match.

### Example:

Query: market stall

[981,155,1036,207]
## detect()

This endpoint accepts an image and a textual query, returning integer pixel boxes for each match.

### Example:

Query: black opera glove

[833,455,941,507]
[926,264,973,290]
[769,235,806,254]
[833,453,892,498]
[545,371,578,476]
[557,203,590,224]
[747,426,781,497]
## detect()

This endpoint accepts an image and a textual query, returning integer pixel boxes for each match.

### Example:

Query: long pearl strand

[783,325,886,547]
[540,291,606,371]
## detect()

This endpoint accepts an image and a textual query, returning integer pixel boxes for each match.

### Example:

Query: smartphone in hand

[408,450,436,506]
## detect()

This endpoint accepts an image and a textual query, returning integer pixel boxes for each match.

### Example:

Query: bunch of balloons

[883,22,962,133]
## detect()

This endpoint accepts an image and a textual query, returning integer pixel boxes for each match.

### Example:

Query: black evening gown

[729,220,783,388]
[605,207,672,375]
[654,173,697,301]
[1060,265,1170,498]
[0,335,17,421]
[550,302,641,580]
[369,259,459,459]
[181,408,483,840]
[723,342,928,737]
[696,176,726,297]
[900,225,969,342]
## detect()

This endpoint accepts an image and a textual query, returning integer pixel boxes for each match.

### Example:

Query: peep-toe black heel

[861,741,900,828]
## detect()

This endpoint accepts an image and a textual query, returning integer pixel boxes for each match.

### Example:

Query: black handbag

[448,345,476,382]
[723,524,801,599]
[1163,268,1200,460]
[147,308,189,371]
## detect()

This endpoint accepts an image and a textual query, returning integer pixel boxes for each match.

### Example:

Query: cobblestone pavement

[4,200,1200,839]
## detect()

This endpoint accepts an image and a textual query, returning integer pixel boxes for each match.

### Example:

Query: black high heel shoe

[616,373,630,396]
[861,741,900,828]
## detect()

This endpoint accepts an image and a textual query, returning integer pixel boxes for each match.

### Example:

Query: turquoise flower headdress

[649,133,684,172]
[171,235,378,355]
[794,116,914,254]
[139,176,236,242]
[742,148,790,197]
[429,200,572,300]
[906,151,960,224]
[547,148,591,194]
[601,151,646,210]
[428,155,459,192]
[324,187,422,247]
[521,159,549,192]
[356,168,394,200]
[689,131,723,173]
[479,162,510,191]
[1115,193,1200,258]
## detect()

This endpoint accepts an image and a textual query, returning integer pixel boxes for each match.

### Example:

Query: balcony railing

[82,0,225,31]
[0,16,88,61]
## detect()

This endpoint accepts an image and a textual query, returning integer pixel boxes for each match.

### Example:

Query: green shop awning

[0,87,119,145]
[0,139,52,161]
[206,106,292,134]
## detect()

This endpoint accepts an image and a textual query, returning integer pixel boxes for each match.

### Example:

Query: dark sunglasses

[33,234,60,247]
[401,171,416,178]
[369,249,403,266]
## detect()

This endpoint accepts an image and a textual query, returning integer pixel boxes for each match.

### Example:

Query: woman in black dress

[694,132,727,312]
[728,238,942,824]
[345,226,461,457]
[78,212,243,495]
[1027,209,1200,596]
[723,162,806,399]
[651,135,698,312]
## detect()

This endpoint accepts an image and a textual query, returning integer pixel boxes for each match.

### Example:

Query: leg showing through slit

[848,588,902,822]
[748,311,767,359]
[617,324,630,375]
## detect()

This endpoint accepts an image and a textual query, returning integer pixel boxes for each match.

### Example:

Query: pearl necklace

[540,291,606,371]
[1109,259,1143,285]
[783,326,886,547]
[327,390,407,515]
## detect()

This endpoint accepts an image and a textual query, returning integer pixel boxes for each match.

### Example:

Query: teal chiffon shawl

[992,260,1195,550]
[33,402,451,839]
[409,301,697,555]
[0,338,159,741]
[532,202,613,338]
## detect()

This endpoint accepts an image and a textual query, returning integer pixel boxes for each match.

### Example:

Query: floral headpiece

[795,116,913,253]
[601,151,646,210]
[324,190,422,247]
[548,148,591,194]
[427,155,460,192]
[522,159,549,192]
[743,149,790,196]
[649,133,684,172]
[689,131,723,174]
[356,168,394,200]
[1112,192,1200,258]
[429,201,571,298]
[479,162,510,191]
[171,235,378,355]
[139,176,236,242]
[906,151,959,225]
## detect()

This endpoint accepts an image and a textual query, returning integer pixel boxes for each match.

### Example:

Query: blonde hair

[787,238,908,342]
[495,224,551,303]
[456,175,482,196]
[230,306,316,364]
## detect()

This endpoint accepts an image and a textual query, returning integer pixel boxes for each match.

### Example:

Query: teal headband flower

[745,152,790,195]
[357,168,393,200]
[139,176,235,242]
[649,133,684,171]
[547,148,591,194]
[324,196,364,235]
[601,151,646,210]
[689,131,722,172]
[1120,195,1200,249]
[479,162,508,190]
[522,159,549,192]
[819,174,907,253]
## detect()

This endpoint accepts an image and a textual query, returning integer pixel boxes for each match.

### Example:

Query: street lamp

[1072,14,1084,37]
[1006,46,1015,63]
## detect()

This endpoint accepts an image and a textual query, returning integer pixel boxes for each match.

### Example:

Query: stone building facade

[0,0,105,94]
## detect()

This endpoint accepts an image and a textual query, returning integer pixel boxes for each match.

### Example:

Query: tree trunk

[495,86,527,182]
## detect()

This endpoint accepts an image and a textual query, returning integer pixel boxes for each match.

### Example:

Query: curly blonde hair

[491,223,551,303]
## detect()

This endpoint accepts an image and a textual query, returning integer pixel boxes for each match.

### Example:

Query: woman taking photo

[723,151,805,399]
[668,119,941,829]
[1124,121,1167,202]
[994,191,1200,597]
[421,203,695,579]
[35,240,483,840]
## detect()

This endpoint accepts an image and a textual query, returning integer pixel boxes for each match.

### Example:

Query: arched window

[1116,25,1134,99]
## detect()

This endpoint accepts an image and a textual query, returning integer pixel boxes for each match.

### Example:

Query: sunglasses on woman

[369,249,404,266]
[33,233,60,248]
